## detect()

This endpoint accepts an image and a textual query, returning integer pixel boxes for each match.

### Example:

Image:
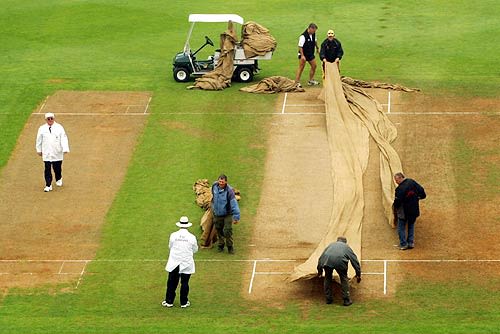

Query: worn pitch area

[246,88,500,302]
[0,91,151,289]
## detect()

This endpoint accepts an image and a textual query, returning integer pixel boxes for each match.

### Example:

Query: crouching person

[162,216,198,308]
[317,236,361,306]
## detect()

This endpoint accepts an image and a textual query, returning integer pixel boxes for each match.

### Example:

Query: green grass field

[1,1,499,333]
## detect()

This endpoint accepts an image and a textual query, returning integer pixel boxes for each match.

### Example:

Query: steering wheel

[205,36,214,47]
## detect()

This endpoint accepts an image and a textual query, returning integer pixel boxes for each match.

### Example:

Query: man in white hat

[162,216,198,308]
[35,112,70,192]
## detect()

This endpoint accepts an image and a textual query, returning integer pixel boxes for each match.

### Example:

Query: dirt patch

[247,87,500,303]
[0,91,151,290]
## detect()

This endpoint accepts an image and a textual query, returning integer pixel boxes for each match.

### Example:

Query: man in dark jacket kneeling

[317,237,361,306]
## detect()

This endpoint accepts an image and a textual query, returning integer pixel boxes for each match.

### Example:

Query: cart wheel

[173,67,190,82]
[236,67,253,83]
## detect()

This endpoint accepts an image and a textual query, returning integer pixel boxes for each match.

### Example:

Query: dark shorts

[298,53,315,62]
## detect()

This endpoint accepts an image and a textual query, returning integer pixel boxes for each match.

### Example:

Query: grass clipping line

[289,63,403,281]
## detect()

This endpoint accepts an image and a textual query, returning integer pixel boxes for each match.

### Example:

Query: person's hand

[334,58,340,63]
[232,220,239,225]
[37,152,42,156]
[322,58,326,63]
[356,275,362,283]
[301,55,306,61]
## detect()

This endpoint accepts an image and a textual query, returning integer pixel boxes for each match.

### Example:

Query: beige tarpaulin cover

[341,76,421,92]
[188,21,276,91]
[289,63,403,281]
[193,179,241,248]
[239,76,305,93]
[241,21,277,58]
[188,22,238,90]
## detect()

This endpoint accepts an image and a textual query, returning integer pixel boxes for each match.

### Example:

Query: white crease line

[32,113,148,116]
[144,96,152,115]
[387,91,391,114]
[248,260,257,294]
[285,104,325,107]
[281,92,287,114]
[255,272,290,275]
[384,260,388,295]
[75,261,88,289]
[58,261,65,274]
[1,258,499,263]
[362,272,384,275]
[388,112,500,115]
[37,96,49,114]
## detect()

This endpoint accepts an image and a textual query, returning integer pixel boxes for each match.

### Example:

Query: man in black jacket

[320,29,343,70]
[317,237,361,306]
[393,172,427,250]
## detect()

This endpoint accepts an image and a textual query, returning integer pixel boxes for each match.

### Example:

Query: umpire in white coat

[35,112,70,192]
[162,216,198,308]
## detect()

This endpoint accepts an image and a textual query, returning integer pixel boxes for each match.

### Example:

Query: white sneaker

[180,301,190,308]
[56,179,63,187]
[161,301,173,308]
[44,185,52,192]
[308,80,320,86]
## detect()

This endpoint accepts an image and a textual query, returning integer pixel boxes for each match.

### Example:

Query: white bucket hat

[176,216,192,228]
[45,112,55,119]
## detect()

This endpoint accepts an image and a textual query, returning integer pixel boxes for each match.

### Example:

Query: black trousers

[165,266,191,305]
[44,161,62,186]
[323,266,350,302]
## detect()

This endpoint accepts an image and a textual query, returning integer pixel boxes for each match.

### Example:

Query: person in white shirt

[162,216,199,308]
[35,112,70,192]
[295,23,320,87]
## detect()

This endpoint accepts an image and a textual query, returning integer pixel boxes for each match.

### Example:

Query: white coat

[165,228,198,274]
[36,122,70,161]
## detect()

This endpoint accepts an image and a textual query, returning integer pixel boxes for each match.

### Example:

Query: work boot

[343,298,353,306]
[228,246,234,254]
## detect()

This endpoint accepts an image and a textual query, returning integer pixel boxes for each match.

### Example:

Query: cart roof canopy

[188,14,244,24]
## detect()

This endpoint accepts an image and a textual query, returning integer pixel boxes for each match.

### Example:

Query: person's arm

[319,41,326,61]
[35,127,43,155]
[414,181,426,200]
[347,247,362,277]
[317,263,323,277]
[168,234,174,249]
[336,39,344,61]
[298,35,306,59]
[192,236,199,253]
[60,125,70,153]
[393,186,403,209]
[230,194,240,222]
